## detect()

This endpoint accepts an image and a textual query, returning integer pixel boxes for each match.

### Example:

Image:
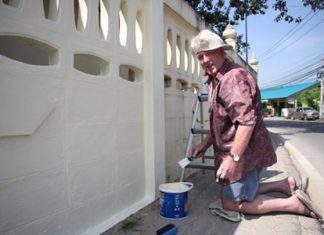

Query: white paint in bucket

[159,182,193,219]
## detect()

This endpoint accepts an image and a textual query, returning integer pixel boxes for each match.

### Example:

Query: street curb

[268,129,324,222]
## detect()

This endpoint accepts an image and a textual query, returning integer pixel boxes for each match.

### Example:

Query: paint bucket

[159,182,193,219]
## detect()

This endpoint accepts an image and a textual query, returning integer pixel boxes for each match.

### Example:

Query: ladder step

[191,128,209,134]
[202,155,214,160]
[198,95,208,102]
[185,162,215,170]
[189,155,213,159]
[180,94,213,182]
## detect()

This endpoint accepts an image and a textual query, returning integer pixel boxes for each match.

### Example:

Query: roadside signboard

[288,97,294,105]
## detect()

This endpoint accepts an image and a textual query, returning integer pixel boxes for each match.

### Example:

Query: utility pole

[244,0,248,67]
[318,59,324,119]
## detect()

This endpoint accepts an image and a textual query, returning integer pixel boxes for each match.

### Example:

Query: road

[264,117,324,178]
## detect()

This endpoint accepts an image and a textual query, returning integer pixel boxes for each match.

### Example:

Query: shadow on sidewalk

[102,132,324,234]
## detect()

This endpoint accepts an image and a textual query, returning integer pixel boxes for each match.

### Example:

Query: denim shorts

[223,168,262,202]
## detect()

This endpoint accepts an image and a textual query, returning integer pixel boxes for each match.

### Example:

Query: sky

[232,1,324,89]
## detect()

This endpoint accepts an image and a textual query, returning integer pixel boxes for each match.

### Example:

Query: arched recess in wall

[135,11,143,54]
[99,0,109,40]
[73,53,109,76]
[74,0,88,31]
[184,40,189,72]
[43,0,60,21]
[0,35,58,65]
[119,1,128,47]
[191,54,195,74]
[166,29,172,65]
[164,75,172,88]
[119,64,143,82]
[2,0,20,8]
[191,83,199,95]
[176,35,181,69]
[176,79,188,92]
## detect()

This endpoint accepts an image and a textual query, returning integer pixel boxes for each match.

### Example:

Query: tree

[295,87,320,109]
[185,0,324,54]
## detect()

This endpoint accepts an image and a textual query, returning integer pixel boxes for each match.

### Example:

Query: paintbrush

[177,157,193,168]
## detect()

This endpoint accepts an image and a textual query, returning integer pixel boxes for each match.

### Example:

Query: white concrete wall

[0,0,254,234]
[0,0,164,234]
[163,3,209,182]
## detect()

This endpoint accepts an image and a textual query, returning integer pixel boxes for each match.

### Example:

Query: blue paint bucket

[159,182,193,219]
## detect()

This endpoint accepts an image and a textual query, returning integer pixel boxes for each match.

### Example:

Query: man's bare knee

[222,198,242,212]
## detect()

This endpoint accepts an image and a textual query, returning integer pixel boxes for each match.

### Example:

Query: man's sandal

[297,176,309,192]
[295,189,323,220]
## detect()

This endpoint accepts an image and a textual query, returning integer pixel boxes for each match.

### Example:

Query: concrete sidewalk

[102,133,324,235]
[268,127,324,223]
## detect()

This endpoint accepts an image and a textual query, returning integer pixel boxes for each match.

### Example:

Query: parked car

[291,107,319,120]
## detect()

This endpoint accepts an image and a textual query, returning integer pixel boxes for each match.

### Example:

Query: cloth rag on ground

[208,199,242,222]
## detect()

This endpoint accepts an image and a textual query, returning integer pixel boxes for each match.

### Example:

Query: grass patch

[119,216,141,233]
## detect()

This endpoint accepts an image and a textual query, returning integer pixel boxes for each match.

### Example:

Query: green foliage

[119,215,142,232]
[273,0,301,23]
[295,87,320,109]
[302,0,324,11]
[185,0,323,54]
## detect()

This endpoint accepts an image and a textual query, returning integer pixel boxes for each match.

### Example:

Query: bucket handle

[183,182,193,191]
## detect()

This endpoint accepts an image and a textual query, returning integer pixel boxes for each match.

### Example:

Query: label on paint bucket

[159,182,193,219]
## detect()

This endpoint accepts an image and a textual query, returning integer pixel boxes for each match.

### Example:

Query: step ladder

[179,92,215,182]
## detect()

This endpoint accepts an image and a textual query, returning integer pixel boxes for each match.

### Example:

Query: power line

[262,16,324,62]
[260,17,323,62]
[260,53,324,88]
[261,53,324,83]
[258,10,313,59]
[270,53,324,80]
[260,62,322,88]
[279,65,322,86]
[276,54,323,80]
[259,11,320,61]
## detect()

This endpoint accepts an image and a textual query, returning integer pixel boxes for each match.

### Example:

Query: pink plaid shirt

[206,58,277,183]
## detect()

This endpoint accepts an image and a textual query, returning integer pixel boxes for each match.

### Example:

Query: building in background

[260,81,320,117]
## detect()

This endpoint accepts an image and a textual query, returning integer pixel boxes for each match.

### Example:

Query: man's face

[197,48,224,77]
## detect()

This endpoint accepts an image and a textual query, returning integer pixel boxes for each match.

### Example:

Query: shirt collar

[204,58,231,85]
[215,58,231,81]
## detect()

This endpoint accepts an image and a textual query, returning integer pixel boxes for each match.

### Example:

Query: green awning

[261,81,319,100]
